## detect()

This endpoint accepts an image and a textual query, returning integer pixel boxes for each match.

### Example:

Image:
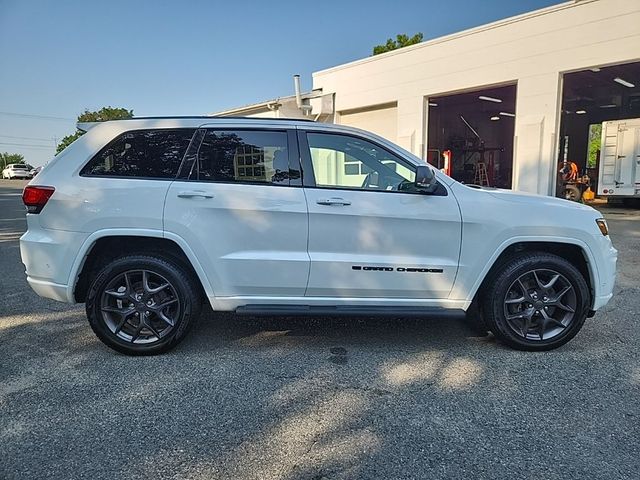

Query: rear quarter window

[81,129,196,179]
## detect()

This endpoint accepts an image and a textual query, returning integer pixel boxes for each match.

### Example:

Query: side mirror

[415,165,437,193]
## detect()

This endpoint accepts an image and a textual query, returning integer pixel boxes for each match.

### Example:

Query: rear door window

[192,129,291,185]
[81,129,196,179]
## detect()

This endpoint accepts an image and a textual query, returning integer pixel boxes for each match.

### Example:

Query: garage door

[339,103,398,143]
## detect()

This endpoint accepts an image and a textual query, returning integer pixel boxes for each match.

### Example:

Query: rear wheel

[482,253,590,351]
[86,255,202,355]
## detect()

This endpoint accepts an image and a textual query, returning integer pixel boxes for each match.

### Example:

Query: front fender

[452,235,599,309]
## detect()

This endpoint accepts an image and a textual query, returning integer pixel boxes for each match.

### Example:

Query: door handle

[177,190,214,199]
[316,197,351,206]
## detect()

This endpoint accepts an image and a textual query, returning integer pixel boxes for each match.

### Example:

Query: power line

[0,134,55,142]
[0,111,74,122]
[0,142,55,149]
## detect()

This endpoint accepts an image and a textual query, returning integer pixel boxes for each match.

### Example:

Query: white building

[216,0,640,196]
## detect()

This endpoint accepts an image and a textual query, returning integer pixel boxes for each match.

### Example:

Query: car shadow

[180,307,496,353]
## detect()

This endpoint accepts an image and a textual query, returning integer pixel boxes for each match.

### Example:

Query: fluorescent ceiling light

[490,116,500,121]
[576,110,587,114]
[499,112,515,117]
[428,102,438,107]
[600,104,617,108]
[479,95,502,103]
[614,77,635,88]
[590,67,601,72]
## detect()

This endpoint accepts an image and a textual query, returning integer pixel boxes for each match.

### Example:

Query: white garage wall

[339,103,398,143]
[312,0,640,194]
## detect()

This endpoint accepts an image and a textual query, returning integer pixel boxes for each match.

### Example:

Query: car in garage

[19,117,617,355]
[2,163,31,179]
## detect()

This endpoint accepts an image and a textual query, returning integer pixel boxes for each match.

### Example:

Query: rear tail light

[22,186,55,214]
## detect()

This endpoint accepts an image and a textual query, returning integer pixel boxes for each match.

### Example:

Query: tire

[564,184,581,202]
[482,252,590,351]
[86,255,202,355]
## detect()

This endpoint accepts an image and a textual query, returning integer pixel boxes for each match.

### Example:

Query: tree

[587,124,602,169]
[56,107,134,154]
[373,33,423,55]
[0,152,25,169]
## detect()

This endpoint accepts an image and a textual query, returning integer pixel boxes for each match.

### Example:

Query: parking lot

[0,178,638,479]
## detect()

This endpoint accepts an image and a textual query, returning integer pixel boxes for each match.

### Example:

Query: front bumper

[591,240,617,311]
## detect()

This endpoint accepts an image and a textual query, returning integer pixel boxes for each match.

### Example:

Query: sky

[0,0,561,166]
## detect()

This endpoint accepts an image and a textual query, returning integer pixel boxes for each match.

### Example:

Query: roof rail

[104,116,316,122]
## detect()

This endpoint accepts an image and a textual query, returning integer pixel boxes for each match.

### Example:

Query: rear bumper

[20,221,88,303]
[26,277,70,302]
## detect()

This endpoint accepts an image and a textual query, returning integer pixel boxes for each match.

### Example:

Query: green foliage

[0,152,25,169]
[587,124,602,169]
[56,106,134,154]
[77,107,133,123]
[56,132,83,155]
[373,33,424,55]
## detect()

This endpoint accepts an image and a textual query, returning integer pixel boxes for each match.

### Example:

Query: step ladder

[474,162,489,186]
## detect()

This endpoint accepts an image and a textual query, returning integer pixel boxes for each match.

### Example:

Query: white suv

[3,163,31,179]
[20,117,617,355]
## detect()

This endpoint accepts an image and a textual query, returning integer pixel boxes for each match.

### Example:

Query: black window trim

[178,127,301,188]
[79,128,198,181]
[297,129,448,197]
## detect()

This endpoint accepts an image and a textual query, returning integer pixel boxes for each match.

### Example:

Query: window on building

[195,130,289,184]
[81,129,195,178]
[306,132,415,191]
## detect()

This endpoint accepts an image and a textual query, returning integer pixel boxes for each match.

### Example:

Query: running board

[234,305,465,318]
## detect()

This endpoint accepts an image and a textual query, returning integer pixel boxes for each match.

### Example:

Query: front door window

[306,133,416,191]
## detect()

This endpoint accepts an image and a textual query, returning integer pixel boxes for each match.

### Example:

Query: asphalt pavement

[1,179,638,479]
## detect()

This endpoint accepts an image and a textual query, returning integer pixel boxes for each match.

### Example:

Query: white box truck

[598,118,640,199]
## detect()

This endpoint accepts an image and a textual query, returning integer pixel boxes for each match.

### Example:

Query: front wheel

[564,184,581,202]
[86,255,202,355]
[482,253,590,351]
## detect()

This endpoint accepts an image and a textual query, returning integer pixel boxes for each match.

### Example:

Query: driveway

[1,179,638,479]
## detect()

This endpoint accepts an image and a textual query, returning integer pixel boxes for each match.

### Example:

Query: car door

[164,126,310,298]
[614,123,639,196]
[299,129,462,300]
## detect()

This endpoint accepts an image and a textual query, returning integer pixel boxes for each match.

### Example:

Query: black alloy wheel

[483,252,590,351]
[503,269,577,341]
[86,255,201,355]
[100,269,181,344]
